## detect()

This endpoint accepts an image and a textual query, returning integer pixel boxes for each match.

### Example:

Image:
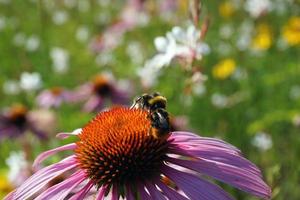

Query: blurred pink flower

[36,87,74,109]
[72,74,130,112]
[90,0,147,52]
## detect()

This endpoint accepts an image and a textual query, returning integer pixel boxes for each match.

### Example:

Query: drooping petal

[14,156,77,200]
[56,128,82,139]
[69,180,94,200]
[162,165,234,200]
[169,131,261,176]
[169,131,241,153]
[33,143,77,169]
[35,170,86,200]
[167,156,271,199]
[144,181,166,199]
[156,180,188,200]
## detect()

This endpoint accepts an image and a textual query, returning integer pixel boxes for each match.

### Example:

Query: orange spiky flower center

[75,107,169,189]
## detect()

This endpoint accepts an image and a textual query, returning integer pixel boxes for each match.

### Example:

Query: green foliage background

[0,0,299,199]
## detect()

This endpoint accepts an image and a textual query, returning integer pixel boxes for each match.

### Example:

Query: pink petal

[4,190,15,200]
[125,185,134,200]
[169,131,241,154]
[69,180,94,200]
[167,156,271,199]
[162,165,234,200]
[112,184,118,200]
[144,181,166,199]
[56,128,82,139]
[35,170,86,200]
[169,145,261,177]
[169,131,261,176]
[96,185,108,200]
[156,180,188,200]
[137,184,151,200]
[33,143,77,169]
[15,156,77,199]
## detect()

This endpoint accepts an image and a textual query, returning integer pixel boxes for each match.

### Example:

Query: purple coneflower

[36,87,73,109]
[6,106,271,200]
[0,104,48,140]
[73,74,130,112]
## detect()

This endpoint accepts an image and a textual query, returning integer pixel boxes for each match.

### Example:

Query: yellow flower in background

[282,16,300,46]
[212,58,236,80]
[0,171,13,199]
[252,24,272,50]
[219,1,235,18]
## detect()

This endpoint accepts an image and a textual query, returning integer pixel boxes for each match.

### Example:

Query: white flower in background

[0,16,6,31]
[76,26,89,42]
[217,42,232,56]
[232,67,248,81]
[95,51,114,66]
[3,80,20,95]
[78,1,90,12]
[97,0,109,7]
[292,115,300,127]
[211,93,228,108]
[25,35,40,52]
[95,12,111,24]
[289,85,300,100]
[137,24,209,87]
[13,32,26,46]
[6,151,30,187]
[272,0,288,15]
[20,72,42,91]
[50,47,69,73]
[52,10,69,25]
[137,63,161,88]
[153,24,210,68]
[192,84,206,96]
[0,0,10,4]
[64,0,76,8]
[136,12,150,27]
[236,21,254,51]
[252,132,273,151]
[244,0,272,18]
[126,41,144,64]
[219,24,234,39]
[189,71,208,96]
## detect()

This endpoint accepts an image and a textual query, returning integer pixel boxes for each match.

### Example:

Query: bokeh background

[0,0,299,199]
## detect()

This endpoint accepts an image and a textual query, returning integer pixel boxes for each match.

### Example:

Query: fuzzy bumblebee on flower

[5,93,271,200]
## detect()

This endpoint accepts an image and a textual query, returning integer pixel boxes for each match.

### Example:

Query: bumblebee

[148,108,170,139]
[130,92,167,110]
[131,92,170,139]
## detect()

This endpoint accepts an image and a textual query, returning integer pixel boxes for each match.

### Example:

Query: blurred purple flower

[36,87,74,109]
[0,104,49,140]
[6,107,271,200]
[73,74,130,112]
